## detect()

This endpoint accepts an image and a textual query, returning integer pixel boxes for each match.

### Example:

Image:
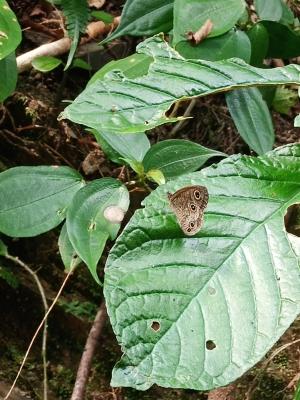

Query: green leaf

[146,169,166,185]
[254,0,283,21]
[88,53,153,86]
[91,10,114,24]
[247,23,269,66]
[0,51,17,102]
[32,56,62,72]
[261,21,300,58]
[58,222,82,272]
[60,36,300,134]
[66,178,129,284]
[0,0,22,60]
[279,0,294,26]
[92,130,150,163]
[71,57,92,70]
[226,87,274,155]
[0,265,19,288]
[176,29,251,62]
[173,0,246,46]
[101,0,173,44]
[143,139,226,179]
[272,86,298,115]
[0,166,84,237]
[104,143,300,390]
[0,239,7,256]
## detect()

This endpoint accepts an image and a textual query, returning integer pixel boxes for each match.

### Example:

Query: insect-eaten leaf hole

[208,286,216,295]
[284,203,300,237]
[206,340,216,350]
[151,321,160,332]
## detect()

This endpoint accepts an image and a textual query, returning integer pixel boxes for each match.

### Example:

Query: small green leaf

[254,0,283,21]
[226,87,275,154]
[32,56,62,72]
[101,0,173,44]
[58,222,82,272]
[0,166,84,237]
[92,130,150,164]
[0,0,22,60]
[0,239,7,256]
[91,10,114,23]
[262,21,300,58]
[0,265,18,288]
[146,169,166,185]
[272,86,298,115]
[0,51,17,102]
[176,29,251,62]
[71,58,91,70]
[88,53,153,86]
[173,0,246,46]
[143,139,226,179]
[66,178,129,284]
[279,0,294,25]
[247,23,269,66]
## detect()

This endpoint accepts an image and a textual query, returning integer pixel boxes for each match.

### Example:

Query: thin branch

[71,302,107,400]
[4,268,74,400]
[170,98,197,137]
[5,254,49,400]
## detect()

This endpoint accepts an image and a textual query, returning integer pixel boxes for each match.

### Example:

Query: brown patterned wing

[168,185,208,236]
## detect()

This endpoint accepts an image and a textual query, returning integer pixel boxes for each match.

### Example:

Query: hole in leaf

[208,286,216,295]
[284,204,300,237]
[206,340,216,350]
[88,221,96,231]
[151,321,160,332]
[144,120,149,125]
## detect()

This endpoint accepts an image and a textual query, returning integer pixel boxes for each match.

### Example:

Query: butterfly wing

[168,185,208,235]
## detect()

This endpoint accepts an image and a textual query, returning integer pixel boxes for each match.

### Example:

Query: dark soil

[1,1,300,399]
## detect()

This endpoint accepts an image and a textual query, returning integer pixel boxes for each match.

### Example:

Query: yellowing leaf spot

[88,221,96,231]
[3,5,9,10]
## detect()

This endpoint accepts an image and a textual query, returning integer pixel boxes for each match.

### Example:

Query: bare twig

[17,18,120,73]
[71,302,107,400]
[5,254,49,400]
[170,98,197,136]
[4,268,74,400]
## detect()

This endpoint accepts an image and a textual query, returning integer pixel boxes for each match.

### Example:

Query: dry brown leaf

[207,385,235,400]
[187,19,213,45]
[88,0,105,8]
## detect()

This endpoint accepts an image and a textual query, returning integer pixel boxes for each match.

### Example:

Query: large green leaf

[0,166,84,237]
[176,29,251,62]
[104,143,300,390]
[0,51,17,102]
[247,23,269,67]
[226,87,275,154]
[101,0,173,44]
[0,0,21,60]
[143,139,226,179]
[60,36,300,134]
[66,178,129,284]
[173,0,246,46]
[58,222,82,272]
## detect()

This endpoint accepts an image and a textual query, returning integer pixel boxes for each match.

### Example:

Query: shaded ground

[0,1,300,398]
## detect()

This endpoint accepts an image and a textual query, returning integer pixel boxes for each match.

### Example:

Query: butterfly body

[168,185,208,236]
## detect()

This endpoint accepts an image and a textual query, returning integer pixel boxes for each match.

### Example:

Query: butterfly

[168,185,209,236]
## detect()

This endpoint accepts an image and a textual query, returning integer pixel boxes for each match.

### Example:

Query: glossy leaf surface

[143,139,226,179]
[0,166,84,237]
[102,0,173,44]
[0,0,21,60]
[0,51,17,101]
[104,143,300,390]
[66,178,129,284]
